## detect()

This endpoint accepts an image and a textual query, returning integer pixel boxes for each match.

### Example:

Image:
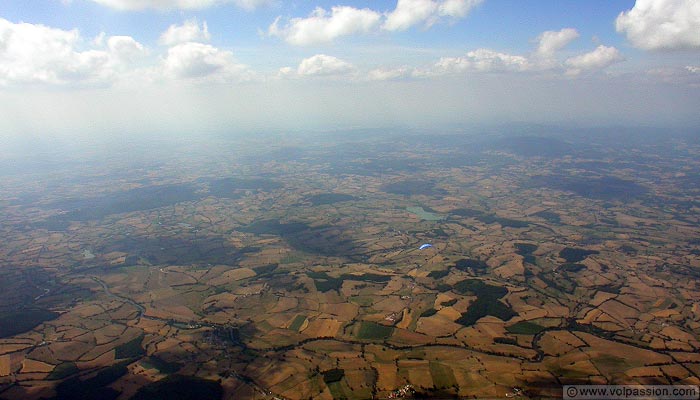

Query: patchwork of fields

[1,132,699,399]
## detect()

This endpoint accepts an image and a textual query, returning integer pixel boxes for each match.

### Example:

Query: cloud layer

[0,16,630,88]
[616,0,700,50]
[296,54,355,76]
[268,6,381,46]
[0,17,257,86]
[0,18,146,86]
[565,45,625,76]
[383,0,482,31]
[159,19,211,46]
[163,42,251,80]
[426,49,530,75]
[269,0,482,45]
[535,28,579,58]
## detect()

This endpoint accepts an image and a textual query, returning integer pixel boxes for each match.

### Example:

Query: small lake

[406,206,444,221]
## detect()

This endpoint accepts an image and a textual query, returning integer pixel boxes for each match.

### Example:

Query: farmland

[0,130,699,399]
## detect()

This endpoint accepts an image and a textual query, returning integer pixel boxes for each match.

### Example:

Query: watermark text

[564,385,699,400]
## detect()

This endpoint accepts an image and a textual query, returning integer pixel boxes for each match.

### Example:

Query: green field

[288,315,307,331]
[327,381,349,399]
[406,206,444,221]
[430,361,457,389]
[357,321,394,340]
[506,321,546,335]
[350,296,374,306]
[280,253,304,264]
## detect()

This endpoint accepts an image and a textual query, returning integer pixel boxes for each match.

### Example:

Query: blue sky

[0,1,642,63]
[0,1,632,46]
[0,0,698,136]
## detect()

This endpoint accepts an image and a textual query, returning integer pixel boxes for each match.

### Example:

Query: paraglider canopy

[419,244,433,250]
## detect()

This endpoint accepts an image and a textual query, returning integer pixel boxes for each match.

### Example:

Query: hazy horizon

[1,0,699,138]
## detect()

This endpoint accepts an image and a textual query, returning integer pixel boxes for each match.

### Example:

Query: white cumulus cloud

[382,0,482,31]
[383,0,437,31]
[297,54,354,76]
[108,36,147,62]
[162,42,251,80]
[367,66,414,80]
[426,48,530,75]
[365,28,625,79]
[268,0,481,44]
[565,45,624,76]
[0,17,145,86]
[268,6,381,46]
[535,28,579,58]
[159,19,210,46]
[87,0,272,10]
[438,0,481,18]
[615,0,700,50]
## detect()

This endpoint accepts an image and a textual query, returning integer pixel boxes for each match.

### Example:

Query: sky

[0,0,699,138]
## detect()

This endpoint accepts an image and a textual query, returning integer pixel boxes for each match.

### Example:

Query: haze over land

[1,1,700,399]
